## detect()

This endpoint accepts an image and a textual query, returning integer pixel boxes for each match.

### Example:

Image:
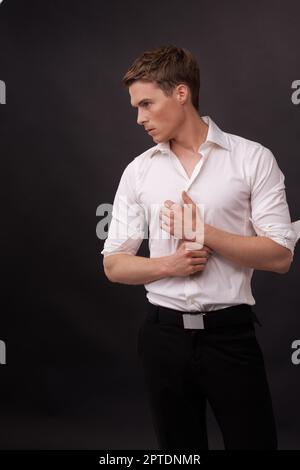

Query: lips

[147,128,155,134]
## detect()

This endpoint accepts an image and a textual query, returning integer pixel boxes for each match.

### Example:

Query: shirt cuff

[101,236,144,257]
[249,217,299,256]
[101,250,134,258]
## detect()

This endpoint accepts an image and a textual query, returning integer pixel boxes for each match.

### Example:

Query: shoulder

[226,131,276,167]
[115,145,159,192]
[132,144,159,164]
[123,144,159,178]
[226,131,264,155]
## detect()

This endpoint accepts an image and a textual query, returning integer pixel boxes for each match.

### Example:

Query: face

[129,80,186,143]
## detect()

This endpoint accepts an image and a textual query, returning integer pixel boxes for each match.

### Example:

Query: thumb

[182,190,194,205]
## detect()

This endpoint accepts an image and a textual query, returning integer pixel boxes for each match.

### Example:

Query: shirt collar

[150,115,230,157]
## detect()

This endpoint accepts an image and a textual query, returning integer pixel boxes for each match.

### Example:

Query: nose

[137,109,148,126]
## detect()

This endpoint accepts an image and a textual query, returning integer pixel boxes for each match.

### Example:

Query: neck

[170,111,208,155]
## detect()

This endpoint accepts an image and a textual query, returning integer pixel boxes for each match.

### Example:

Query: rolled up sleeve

[100,160,146,258]
[249,146,298,256]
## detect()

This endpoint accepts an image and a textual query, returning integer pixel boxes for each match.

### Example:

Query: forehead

[129,80,164,107]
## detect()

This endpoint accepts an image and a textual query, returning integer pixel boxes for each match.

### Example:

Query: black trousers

[137,302,278,450]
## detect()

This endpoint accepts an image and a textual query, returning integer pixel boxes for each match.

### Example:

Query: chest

[174,153,202,179]
[164,146,202,179]
[137,152,250,222]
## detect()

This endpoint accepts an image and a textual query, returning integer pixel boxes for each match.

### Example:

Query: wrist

[159,254,174,277]
[202,223,214,246]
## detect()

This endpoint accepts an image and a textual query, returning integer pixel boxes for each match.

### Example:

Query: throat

[171,150,202,179]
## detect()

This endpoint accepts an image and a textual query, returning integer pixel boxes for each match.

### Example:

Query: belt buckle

[182,313,205,329]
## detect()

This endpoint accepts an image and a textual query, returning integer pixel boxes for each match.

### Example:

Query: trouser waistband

[146,301,262,330]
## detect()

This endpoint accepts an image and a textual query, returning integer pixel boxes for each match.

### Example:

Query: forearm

[202,224,292,273]
[103,253,170,285]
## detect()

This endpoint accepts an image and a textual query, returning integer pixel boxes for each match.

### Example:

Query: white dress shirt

[101,115,299,312]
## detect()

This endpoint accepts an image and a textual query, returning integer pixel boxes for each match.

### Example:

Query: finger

[182,204,197,236]
[161,205,173,218]
[190,265,204,274]
[190,257,208,265]
[161,213,170,225]
[201,248,212,257]
[182,190,195,204]
[190,251,210,259]
[164,200,175,209]
[184,248,210,257]
[160,220,170,233]
[203,245,214,255]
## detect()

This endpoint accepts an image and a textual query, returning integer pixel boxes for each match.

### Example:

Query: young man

[101,45,299,450]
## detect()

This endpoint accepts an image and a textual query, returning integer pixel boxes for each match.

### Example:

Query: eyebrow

[131,99,151,108]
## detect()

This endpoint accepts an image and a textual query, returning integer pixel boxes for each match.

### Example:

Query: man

[101,45,299,450]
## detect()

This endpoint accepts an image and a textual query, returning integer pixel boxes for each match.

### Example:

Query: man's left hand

[159,190,204,243]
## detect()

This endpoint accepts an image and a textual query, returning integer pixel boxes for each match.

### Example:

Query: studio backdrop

[1,0,300,449]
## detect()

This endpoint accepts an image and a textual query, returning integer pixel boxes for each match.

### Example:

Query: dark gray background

[0,0,299,449]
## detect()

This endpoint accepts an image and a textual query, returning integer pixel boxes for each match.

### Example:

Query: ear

[176,84,189,105]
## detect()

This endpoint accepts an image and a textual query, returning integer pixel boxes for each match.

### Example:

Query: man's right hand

[164,241,213,277]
